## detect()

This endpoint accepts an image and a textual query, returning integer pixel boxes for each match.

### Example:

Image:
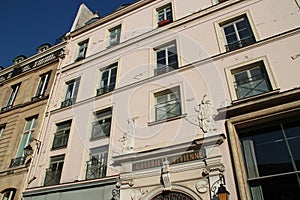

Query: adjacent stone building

[0,43,65,200]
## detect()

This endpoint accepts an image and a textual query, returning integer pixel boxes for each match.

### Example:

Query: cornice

[23,176,118,197]
[112,134,225,165]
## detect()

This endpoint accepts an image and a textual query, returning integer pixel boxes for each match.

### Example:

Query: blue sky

[0,0,137,68]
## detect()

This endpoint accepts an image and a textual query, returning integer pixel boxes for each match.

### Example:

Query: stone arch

[143,184,202,200]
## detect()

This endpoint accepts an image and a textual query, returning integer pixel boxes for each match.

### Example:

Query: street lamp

[211,174,230,200]
[216,183,230,200]
[24,145,34,157]
[24,137,41,156]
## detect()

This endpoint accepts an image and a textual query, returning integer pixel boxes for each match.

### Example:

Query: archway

[143,184,202,200]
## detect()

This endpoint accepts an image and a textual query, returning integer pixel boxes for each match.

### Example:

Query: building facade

[22,0,300,200]
[0,43,65,200]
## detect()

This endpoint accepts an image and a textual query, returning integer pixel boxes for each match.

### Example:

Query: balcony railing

[52,130,69,150]
[154,64,177,76]
[44,168,62,186]
[86,156,107,180]
[31,94,44,101]
[96,84,115,96]
[61,98,76,108]
[225,36,255,51]
[91,121,111,140]
[9,156,26,168]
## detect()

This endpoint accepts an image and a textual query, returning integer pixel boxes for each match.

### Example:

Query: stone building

[0,42,65,200]
[22,0,300,200]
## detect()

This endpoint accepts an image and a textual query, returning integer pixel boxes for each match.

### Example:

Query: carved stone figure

[161,159,172,191]
[120,118,135,152]
[196,95,217,133]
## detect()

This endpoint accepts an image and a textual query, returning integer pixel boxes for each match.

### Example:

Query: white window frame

[76,40,89,61]
[86,146,108,179]
[91,108,112,140]
[108,26,121,47]
[44,155,65,186]
[34,71,51,99]
[153,86,182,122]
[157,4,173,25]
[0,126,4,139]
[61,78,80,108]
[154,42,178,76]
[97,64,118,96]
[16,116,37,158]
[6,83,20,108]
[221,15,255,51]
[1,189,16,200]
[215,11,258,53]
[52,120,72,150]
[225,57,278,101]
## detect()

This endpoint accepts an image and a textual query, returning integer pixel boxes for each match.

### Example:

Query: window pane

[249,174,300,200]
[234,71,248,84]
[157,50,166,62]
[283,121,300,170]
[16,133,30,157]
[241,125,294,177]
[236,20,251,39]
[224,25,237,44]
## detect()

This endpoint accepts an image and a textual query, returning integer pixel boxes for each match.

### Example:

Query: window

[52,120,72,150]
[76,40,88,61]
[86,146,108,180]
[1,83,20,111]
[44,156,64,186]
[61,78,80,108]
[91,108,112,140]
[221,15,255,51]
[239,119,300,200]
[32,71,51,101]
[108,26,121,47]
[232,61,272,99]
[157,4,173,27]
[154,87,181,121]
[0,126,5,139]
[10,116,37,168]
[97,64,117,96]
[1,188,16,200]
[154,42,178,76]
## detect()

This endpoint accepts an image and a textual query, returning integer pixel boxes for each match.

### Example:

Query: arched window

[1,188,16,200]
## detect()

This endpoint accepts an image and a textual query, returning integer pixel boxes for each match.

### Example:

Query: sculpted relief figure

[120,118,135,153]
[196,95,217,133]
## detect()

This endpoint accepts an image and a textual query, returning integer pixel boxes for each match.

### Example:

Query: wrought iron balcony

[44,168,62,186]
[155,100,181,121]
[225,36,255,51]
[86,157,107,180]
[154,64,177,76]
[52,130,69,150]
[31,94,44,101]
[60,98,76,108]
[91,121,111,140]
[9,156,26,168]
[96,84,115,96]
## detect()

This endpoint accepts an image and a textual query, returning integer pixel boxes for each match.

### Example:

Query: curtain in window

[242,140,264,200]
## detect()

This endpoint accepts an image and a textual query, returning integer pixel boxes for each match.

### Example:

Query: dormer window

[13,55,26,64]
[37,43,51,53]
[157,4,173,27]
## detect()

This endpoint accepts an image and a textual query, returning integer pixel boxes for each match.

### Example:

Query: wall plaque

[132,150,205,171]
